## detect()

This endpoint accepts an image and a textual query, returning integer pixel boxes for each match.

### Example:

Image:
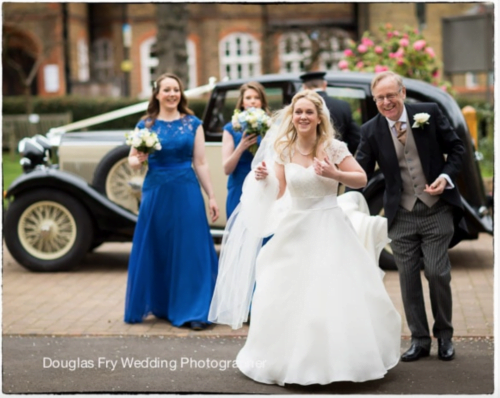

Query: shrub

[455,97,494,139]
[478,135,494,178]
[455,96,494,177]
[339,24,453,93]
[2,96,207,130]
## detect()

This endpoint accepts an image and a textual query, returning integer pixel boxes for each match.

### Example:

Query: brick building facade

[2,2,492,100]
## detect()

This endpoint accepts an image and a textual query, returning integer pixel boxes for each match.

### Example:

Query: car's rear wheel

[92,145,146,214]
[4,190,93,272]
[366,189,398,271]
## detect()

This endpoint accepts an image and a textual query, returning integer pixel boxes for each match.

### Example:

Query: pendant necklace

[295,144,313,157]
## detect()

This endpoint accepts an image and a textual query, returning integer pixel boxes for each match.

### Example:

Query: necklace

[295,144,313,157]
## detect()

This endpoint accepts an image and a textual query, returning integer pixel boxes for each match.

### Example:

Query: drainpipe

[62,3,71,94]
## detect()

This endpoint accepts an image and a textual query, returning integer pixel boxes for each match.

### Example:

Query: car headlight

[32,134,52,158]
[18,137,46,172]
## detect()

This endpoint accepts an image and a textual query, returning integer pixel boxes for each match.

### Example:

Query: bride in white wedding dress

[209,90,401,386]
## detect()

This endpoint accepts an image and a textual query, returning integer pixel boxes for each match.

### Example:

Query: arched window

[140,37,159,98]
[319,36,350,71]
[92,38,114,82]
[278,32,311,73]
[219,33,261,80]
[139,37,197,98]
[187,39,197,89]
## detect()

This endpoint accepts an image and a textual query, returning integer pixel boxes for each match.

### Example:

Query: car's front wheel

[4,190,93,272]
[92,145,146,214]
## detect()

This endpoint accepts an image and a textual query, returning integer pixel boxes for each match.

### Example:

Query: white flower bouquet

[231,107,272,155]
[125,128,162,164]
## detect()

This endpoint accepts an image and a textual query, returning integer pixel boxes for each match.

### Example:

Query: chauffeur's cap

[299,71,327,82]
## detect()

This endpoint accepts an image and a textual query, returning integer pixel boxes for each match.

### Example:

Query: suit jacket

[316,91,360,154]
[355,103,467,247]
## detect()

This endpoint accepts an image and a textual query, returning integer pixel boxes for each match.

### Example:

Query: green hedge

[455,96,494,177]
[2,96,207,130]
[455,96,494,139]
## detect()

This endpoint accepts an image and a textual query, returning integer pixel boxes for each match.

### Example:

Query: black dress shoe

[401,343,430,362]
[438,338,455,361]
[190,321,207,331]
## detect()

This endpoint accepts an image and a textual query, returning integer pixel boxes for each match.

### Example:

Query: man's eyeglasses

[373,89,402,103]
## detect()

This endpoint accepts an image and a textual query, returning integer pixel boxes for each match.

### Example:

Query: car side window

[404,96,421,104]
[205,85,288,142]
[325,86,366,125]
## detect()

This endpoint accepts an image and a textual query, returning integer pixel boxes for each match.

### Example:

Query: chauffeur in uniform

[300,71,360,154]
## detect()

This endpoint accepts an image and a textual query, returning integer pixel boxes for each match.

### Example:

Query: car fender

[6,168,137,234]
[460,196,493,236]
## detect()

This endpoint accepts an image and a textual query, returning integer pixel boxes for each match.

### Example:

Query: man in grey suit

[300,71,360,154]
[355,71,465,362]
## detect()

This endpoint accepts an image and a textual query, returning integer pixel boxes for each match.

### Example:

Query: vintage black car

[4,72,493,272]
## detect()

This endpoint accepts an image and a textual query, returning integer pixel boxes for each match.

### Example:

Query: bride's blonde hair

[274,90,337,162]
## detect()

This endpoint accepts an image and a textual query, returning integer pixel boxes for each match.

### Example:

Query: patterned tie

[395,121,407,145]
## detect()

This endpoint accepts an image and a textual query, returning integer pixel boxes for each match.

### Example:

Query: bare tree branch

[3,6,63,112]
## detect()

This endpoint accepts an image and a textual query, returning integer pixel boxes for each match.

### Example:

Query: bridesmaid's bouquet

[125,128,162,165]
[232,107,272,155]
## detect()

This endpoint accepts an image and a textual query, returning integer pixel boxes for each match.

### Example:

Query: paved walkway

[2,234,494,338]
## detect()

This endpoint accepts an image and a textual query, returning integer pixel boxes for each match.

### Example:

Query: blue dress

[124,115,218,326]
[224,122,259,219]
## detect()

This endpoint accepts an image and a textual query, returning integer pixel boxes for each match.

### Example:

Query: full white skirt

[236,198,401,386]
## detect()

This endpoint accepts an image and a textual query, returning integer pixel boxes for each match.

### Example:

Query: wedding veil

[208,96,332,329]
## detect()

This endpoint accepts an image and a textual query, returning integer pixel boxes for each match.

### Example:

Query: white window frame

[465,72,479,88]
[187,39,197,89]
[77,38,89,82]
[92,38,114,82]
[140,37,159,98]
[219,33,261,80]
[319,36,349,72]
[278,32,311,74]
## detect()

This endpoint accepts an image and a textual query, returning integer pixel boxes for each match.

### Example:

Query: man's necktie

[395,121,407,145]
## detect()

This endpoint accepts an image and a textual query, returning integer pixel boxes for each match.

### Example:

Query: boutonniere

[412,113,431,129]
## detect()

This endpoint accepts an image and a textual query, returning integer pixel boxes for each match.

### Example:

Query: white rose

[154,143,162,150]
[232,115,241,130]
[145,136,156,147]
[132,136,143,147]
[412,112,431,128]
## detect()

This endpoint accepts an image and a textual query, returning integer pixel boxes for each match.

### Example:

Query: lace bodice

[284,164,338,198]
[138,115,202,191]
[280,139,351,198]
[136,115,201,168]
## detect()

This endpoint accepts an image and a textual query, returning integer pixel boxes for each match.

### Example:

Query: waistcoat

[390,123,439,210]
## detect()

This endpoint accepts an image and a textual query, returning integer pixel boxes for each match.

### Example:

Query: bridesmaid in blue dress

[124,73,219,331]
[222,82,270,218]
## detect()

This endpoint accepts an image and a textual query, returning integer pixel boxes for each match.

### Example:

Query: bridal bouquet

[125,127,162,164]
[232,107,272,155]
